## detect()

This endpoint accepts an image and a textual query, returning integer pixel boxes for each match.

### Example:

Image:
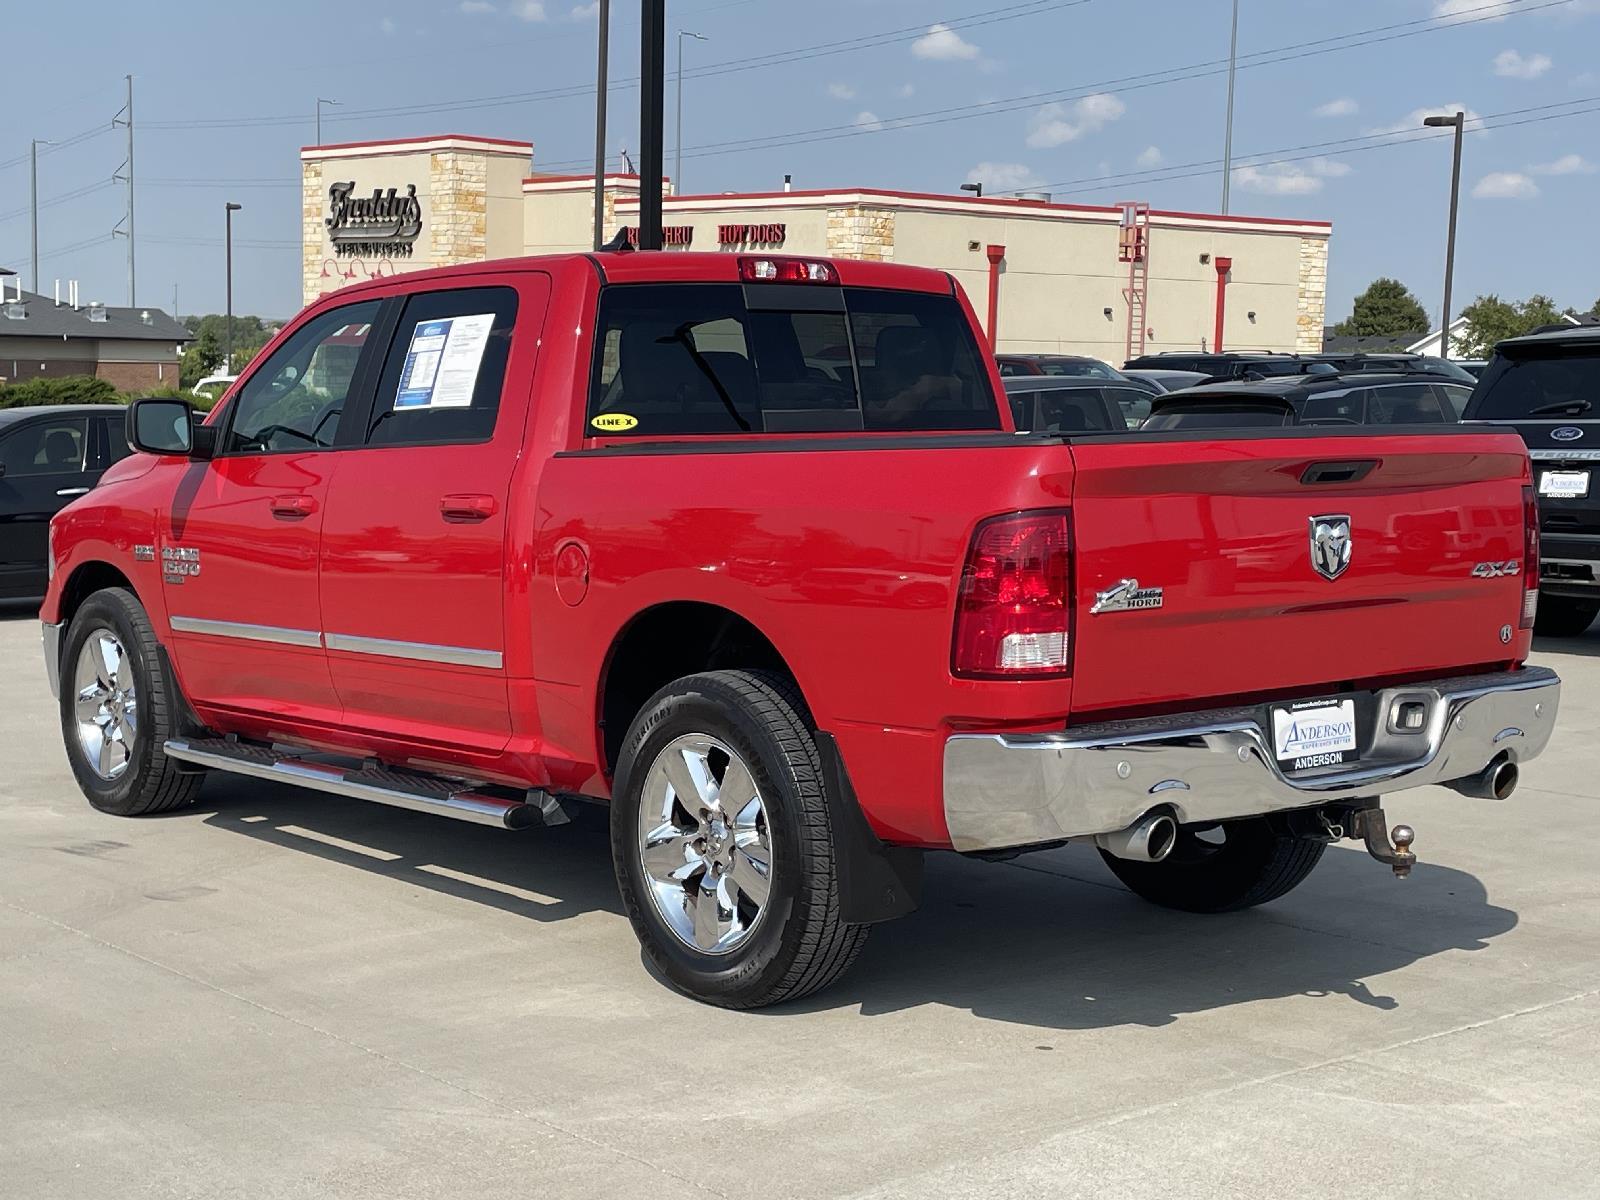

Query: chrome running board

[163,737,572,830]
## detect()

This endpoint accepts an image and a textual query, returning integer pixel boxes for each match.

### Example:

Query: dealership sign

[326,182,423,257]
[719,223,786,247]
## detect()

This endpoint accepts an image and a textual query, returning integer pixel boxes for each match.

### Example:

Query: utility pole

[674,30,706,194]
[30,139,48,293]
[1424,111,1466,360]
[592,0,610,250]
[638,0,666,250]
[225,203,242,372]
[1220,0,1239,214]
[113,75,136,305]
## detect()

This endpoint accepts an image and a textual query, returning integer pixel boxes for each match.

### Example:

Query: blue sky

[4,0,1597,322]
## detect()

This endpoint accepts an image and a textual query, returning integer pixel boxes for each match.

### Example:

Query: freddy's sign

[326,181,423,257]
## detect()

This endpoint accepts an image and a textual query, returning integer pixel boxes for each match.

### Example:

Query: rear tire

[611,670,868,1008]
[59,588,204,817]
[1534,594,1599,638]
[1100,817,1324,913]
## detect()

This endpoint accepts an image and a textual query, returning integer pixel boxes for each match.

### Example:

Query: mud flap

[814,731,923,925]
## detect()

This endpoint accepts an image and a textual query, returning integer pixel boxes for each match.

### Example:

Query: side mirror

[127,398,199,457]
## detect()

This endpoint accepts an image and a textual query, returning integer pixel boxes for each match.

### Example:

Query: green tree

[180,326,224,388]
[1332,278,1430,338]
[1457,293,1566,358]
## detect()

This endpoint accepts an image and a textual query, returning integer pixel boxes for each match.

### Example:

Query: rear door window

[588,283,999,436]
[1035,390,1116,433]
[1103,386,1153,429]
[0,418,87,476]
[1365,383,1449,424]
[1298,388,1363,425]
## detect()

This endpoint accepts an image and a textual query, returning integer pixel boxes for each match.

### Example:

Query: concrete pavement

[3,604,1598,1199]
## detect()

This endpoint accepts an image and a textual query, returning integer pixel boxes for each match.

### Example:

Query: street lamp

[316,98,341,146]
[1423,111,1466,360]
[961,181,983,197]
[31,138,52,293]
[591,0,611,250]
[224,202,242,372]
[674,30,707,194]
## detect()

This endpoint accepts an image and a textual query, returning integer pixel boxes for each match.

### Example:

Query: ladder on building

[1118,201,1151,362]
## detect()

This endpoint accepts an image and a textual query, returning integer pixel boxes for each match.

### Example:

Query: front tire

[1534,594,1599,638]
[611,670,868,1008]
[1100,817,1325,913]
[59,588,204,817]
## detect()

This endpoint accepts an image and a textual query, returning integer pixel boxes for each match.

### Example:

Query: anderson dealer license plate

[1272,699,1358,771]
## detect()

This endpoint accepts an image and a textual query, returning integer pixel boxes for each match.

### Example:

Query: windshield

[1465,351,1600,420]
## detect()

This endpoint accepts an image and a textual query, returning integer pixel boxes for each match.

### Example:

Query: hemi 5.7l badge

[1091,578,1164,614]
[161,546,201,584]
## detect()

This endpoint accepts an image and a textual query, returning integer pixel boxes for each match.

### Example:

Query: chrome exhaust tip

[1096,813,1178,863]
[1448,757,1519,800]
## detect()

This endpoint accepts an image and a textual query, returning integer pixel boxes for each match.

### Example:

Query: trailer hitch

[1317,805,1416,878]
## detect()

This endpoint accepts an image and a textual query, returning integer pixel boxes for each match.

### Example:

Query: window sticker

[394,313,495,410]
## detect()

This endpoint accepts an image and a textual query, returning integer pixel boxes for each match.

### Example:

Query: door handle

[270,495,317,518]
[440,494,498,522]
[56,487,91,497]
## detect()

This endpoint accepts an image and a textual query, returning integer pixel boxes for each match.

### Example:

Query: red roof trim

[302,133,533,153]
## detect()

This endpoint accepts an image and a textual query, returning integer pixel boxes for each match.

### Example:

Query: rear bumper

[41,621,63,700]
[942,667,1560,854]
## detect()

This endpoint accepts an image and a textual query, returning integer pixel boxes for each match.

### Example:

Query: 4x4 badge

[1310,515,1352,581]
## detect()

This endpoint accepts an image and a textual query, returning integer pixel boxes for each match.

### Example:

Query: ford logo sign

[1552,426,1585,441]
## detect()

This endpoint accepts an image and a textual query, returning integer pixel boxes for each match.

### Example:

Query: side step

[163,737,572,830]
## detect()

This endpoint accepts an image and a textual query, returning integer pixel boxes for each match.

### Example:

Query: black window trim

[214,296,390,459]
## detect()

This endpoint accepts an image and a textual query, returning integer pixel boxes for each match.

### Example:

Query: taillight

[1521,484,1539,629]
[737,256,838,284]
[953,511,1073,678]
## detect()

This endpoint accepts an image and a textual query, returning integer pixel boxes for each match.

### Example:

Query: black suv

[1462,326,1600,636]
[1143,373,1469,430]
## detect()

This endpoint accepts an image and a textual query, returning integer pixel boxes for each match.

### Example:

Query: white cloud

[1495,48,1553,78]
[512,0,546,19]
[570,1,598,15]
[1368,102,1485,138]
[966,161,1043,192]
[1136,145,1162,167]
[1025,93,1125,148]
[1313,97,1358,118]
[1473,170,1540,198]
[380,15,397,34]
[854,111,884,132]
[1233,157,1351,196]
[898,83,916,98]
[1434,0,1517,17]
[1530,152,1597,174]
[460,0,496,11]
[912,23,980,61]
[826,82,857,100]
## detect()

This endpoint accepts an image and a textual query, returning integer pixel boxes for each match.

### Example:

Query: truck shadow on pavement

[196,774,1517,1030]
[1533,630,1600,657]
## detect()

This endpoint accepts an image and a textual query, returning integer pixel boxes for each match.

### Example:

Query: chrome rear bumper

[942,667,1560,854]
[41,621,63,700]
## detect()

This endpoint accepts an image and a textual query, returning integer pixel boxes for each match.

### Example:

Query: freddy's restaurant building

[302,134,1332,361]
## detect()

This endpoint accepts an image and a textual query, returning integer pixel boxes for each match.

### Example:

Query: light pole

[1220,0,1239,214]
[316,98,341,146]
[1423,111,1465,360]
[30,139,51,293]
[225,202,242,372]
[674,30,706,194]
[592,0,611,250]
[960,181,983,197]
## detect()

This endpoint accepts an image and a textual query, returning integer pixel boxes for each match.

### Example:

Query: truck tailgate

[1067,430,1532,715]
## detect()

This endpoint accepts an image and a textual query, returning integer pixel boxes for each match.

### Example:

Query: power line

[0,122,113,172]
[535,0,1568,171]
[0,179,117,225]
[38,232,115,264]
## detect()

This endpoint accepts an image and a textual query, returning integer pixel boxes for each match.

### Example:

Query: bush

[0,375,125,408]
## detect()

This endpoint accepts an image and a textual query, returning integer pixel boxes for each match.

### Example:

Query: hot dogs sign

[326,181,423,257]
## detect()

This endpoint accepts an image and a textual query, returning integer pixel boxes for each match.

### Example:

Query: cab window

[223,301,381,454]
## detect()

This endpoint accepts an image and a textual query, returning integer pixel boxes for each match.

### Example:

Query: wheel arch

[58,560,139,630]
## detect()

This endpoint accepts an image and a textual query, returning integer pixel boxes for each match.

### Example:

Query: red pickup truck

[41,250,1559,1008]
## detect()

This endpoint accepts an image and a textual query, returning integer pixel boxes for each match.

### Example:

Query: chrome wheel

[637,733,774,955]
[73,628,139,781]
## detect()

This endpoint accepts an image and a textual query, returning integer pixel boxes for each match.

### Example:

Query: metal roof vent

[3,300,26,320]
[140,309,152,324]
[88,301,108,323]
[1016,190,1053,203]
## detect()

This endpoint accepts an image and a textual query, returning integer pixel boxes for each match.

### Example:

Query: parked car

[0,404,132,599]
[1123,351,1297,377]
[1144,374,1472,430]
[1462,325,1600,636]
[995,353,1124,380]
[1301,352,1478,385]
[41,250,1558,1008]
[1123,368,1212,393]
[191,373,237,403]
[1003,376,1158,431]
[1457,360,1489,379]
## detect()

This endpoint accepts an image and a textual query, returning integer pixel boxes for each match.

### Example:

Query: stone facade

[825,206,895,261]
[430,151,489,266]
[1296,235,1331,353]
